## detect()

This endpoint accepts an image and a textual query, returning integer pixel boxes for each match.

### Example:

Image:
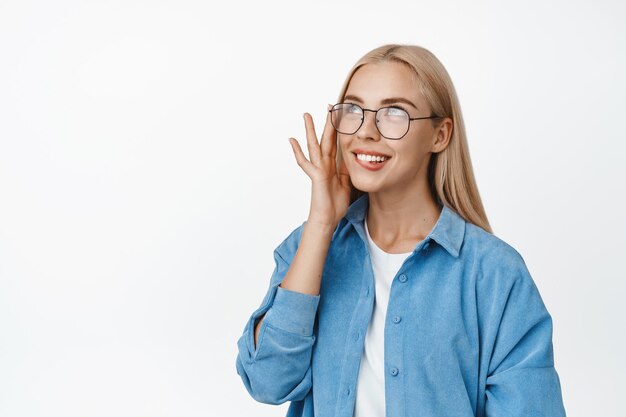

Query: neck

[365,184,442,250]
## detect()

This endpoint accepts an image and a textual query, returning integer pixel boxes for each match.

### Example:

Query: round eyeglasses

[329,103,441,140]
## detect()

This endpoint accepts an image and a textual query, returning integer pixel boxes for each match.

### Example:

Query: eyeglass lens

[330,103,409,139]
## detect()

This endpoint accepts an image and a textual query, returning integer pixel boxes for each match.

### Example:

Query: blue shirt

[236,193,567,417]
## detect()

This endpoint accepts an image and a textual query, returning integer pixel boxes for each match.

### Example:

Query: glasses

[329,103,441,140]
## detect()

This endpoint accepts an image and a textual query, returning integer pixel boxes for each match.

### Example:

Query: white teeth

[357,153,388,162]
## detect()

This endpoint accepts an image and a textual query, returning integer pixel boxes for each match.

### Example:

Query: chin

[349,177,384,193]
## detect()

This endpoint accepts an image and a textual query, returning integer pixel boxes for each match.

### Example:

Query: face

[338,61,452,196]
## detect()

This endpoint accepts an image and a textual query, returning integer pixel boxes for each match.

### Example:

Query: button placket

[384,267,410,417]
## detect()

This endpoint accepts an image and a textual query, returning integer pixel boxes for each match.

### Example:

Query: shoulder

[462,223,551,326]
[462,221,534,289]
[464,222,524,263]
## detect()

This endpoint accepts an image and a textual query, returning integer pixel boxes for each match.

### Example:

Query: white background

[1,0,625,416]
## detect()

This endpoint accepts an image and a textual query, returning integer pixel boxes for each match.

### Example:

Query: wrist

[304,218,337,236]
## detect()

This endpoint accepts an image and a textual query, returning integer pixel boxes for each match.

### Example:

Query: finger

[289,137,316,177]
[329,112,338,162]
[320,104,337,157]
[303,113,322,165]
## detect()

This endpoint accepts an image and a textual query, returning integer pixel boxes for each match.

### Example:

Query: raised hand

[288,105,351,229]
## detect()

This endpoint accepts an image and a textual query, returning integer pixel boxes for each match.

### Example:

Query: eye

[386,106,408,116]
[346,104,362,114]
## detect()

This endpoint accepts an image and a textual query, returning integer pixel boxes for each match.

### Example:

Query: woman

[235,44,566,417]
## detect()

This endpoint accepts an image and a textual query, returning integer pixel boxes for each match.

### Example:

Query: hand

[288,105,351,229]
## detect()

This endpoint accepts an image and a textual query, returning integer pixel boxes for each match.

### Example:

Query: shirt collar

[345,192,466,258]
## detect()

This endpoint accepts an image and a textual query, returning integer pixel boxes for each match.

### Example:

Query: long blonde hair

[335,44,493,234]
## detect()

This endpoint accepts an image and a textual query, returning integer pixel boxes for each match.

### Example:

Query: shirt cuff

[263,286,320,337]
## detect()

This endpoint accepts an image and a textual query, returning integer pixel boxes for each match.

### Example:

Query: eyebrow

[343,94,419,110]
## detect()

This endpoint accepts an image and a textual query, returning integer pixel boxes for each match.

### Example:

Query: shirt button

[365,287,370,296]
[345,388,351,396]
[423,242,430,251]
[398,274,407,283]
[392,315,401,324]
[390,367,399,376]
[354,332,360,341]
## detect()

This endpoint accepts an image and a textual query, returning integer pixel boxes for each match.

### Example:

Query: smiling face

[338,60,451,197]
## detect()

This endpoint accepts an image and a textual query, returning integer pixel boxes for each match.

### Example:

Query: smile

[353,152,390,171]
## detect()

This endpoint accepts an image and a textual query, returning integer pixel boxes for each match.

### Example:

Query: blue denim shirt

[236,193,566,417]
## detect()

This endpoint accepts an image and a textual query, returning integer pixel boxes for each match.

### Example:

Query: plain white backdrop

[0,0,624,416]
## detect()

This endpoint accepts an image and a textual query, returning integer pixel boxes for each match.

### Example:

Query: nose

[356,109,381,141]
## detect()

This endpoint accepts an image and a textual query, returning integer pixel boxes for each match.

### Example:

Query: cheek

[389,144,428,171]
[338,137,351,157]
[401,136,430,158]
[342,149,357,168]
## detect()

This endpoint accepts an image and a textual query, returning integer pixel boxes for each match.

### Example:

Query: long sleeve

[484,256,567,416]
[235,223,320,405]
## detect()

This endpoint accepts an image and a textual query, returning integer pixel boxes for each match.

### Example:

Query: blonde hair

[335,44,493,234]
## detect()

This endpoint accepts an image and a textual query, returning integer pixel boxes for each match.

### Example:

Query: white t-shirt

[354,215,413,417]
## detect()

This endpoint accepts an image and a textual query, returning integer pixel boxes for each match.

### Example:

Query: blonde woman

[235,44,566,417]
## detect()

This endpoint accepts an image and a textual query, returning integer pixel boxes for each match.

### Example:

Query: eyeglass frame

[328,102,442,140]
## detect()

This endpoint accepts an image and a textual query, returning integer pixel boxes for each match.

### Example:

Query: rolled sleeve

[264,286,320,336]
[235,222,320,405]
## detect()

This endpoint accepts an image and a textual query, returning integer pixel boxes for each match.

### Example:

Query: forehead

[344,61,423,107]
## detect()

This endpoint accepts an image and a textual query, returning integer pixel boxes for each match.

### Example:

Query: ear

[431,117,453,153]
